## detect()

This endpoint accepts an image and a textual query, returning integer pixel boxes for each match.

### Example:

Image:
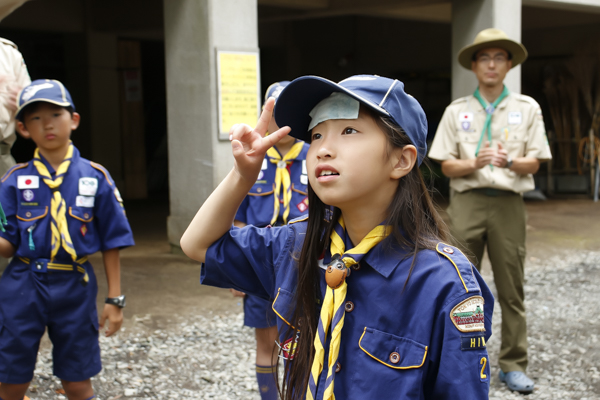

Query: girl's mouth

[315,166,340,182]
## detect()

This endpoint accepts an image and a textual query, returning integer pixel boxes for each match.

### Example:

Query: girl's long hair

[277,108,450,400]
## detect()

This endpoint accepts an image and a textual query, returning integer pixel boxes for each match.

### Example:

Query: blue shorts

[0,258,101,384]
[243,294,277,329]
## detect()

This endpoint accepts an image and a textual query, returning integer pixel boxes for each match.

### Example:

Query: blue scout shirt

[0,146,134,258]
[202,218,494,399]
[235,142,310,226]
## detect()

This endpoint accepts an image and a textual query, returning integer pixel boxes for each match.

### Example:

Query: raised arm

[180,98,291,262]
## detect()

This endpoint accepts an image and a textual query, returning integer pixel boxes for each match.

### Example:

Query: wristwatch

[505,156,513,169]
[105,295,126,308]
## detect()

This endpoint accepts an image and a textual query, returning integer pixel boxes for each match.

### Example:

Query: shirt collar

[35,144,80,175]
[323,233,409,278]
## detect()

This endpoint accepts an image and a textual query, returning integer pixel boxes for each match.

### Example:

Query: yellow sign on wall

[217,50,261,138]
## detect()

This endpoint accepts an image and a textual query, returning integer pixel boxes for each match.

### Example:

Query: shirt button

[389,351,401,364]
[351,263,361,271]
[257,188,262,193]
[442,247,454,254]
[335,361,342,373]
[344,301,354,313]
[84,213,90,219]
[36,263,42,270]
[25,211,32,218]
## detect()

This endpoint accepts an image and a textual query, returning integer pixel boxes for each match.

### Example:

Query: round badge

[443,247,454,254]
[22,189,35,202]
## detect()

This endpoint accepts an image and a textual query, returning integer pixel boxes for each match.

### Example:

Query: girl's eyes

[311,132,322,141]
[342,127,358,135]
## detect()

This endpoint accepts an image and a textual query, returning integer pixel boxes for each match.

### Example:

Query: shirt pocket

[68,206,97,252]
[248,183,274,196]
[16,206,49,255]
[457,132,480,160]
[358,327,428,370]
[68,206,94,223]
[504,136,527,158]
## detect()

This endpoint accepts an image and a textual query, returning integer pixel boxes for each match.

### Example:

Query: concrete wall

[451,0,523,99]
[164,0,258,248]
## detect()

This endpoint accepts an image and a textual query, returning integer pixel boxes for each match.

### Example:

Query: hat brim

[458,39,528,70]
[274,76,390,142]
[15,98,73,121]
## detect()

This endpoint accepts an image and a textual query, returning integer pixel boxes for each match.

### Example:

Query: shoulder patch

[0,38,17,49]
[288,215,308,225]
[436,242,478,293]
[90,161,113,186]
[1,163,29,183]
[450,296,485,332]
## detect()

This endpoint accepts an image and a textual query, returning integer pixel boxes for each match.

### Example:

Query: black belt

[469,188,518,197]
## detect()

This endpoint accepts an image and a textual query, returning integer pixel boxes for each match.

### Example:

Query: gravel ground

[26,250,600,399]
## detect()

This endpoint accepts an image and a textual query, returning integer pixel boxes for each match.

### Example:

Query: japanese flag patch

[18,175,39,189]
[450,296,485,332]
[79,177,98,196]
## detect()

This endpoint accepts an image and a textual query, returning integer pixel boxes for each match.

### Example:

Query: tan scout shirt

[429,92,552,194]
[0,37,31,174]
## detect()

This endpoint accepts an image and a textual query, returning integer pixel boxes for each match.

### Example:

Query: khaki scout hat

[458,28,528,70]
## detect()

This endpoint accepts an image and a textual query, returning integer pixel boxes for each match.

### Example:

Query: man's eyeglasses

[476,55,509,65]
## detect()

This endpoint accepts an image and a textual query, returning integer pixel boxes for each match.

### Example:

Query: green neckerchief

[0,202,6,232]
[473,85,510,162]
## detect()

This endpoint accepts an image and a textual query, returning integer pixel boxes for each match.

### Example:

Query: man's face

[471,47,512,88]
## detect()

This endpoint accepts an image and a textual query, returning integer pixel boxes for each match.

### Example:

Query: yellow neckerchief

[33,143,78,262]
[266,140,305,225]
[307,217,392,400]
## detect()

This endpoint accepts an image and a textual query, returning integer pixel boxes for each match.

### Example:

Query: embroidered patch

[80,224,87,237]
[79,177,98,196]
[300,174,308,185]
[261,159,268,170]
[461,335,487,350]
[459,112,473,131]
[450,296,485,332]
[76,195,95,208]
[296,197,308,213]
[257,171,264,180]
[17,175,39,189]
[114,187,123,202]
[508,111,522,125]
[278,334,299,360]
[22,189,35,202]
[302,160,307,175]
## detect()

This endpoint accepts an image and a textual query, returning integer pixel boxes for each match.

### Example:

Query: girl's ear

[16,121,30,139]
[390,145,417,180]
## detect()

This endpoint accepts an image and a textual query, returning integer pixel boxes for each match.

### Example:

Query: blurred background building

[1,0,599,249]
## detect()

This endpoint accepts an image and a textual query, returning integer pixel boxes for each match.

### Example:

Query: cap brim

[15,98,72,120]
[458,39,528,70]
[274,76,390,142]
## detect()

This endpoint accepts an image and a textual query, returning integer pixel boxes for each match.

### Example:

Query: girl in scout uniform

[231,81,309,400]
[181,75,495,399]
[0,80,134,400]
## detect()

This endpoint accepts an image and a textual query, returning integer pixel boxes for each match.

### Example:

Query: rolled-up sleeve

[201,224,293,300]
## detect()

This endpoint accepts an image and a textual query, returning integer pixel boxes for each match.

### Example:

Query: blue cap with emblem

[264,81,291,106]
[273,75,428,165]
[16,79,75,121]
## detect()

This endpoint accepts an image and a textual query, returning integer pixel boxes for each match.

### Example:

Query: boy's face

[16,103,80,152]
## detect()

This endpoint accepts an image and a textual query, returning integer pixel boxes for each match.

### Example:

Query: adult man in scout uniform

[0,37,31,274]
[429,28,552,394]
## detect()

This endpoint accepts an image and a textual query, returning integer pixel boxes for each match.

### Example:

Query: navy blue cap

[16,79,75,121]
[274,75,428,165]
[264,81,291,105]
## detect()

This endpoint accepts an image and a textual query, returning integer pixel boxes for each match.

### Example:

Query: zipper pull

[27,223,36,251]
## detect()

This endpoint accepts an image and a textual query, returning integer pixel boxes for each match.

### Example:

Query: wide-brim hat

[274,75,428,165]
[458,28,528,70]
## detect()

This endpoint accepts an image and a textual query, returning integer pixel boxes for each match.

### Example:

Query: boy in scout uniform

[429,28,552,393]
[0,79,134,400]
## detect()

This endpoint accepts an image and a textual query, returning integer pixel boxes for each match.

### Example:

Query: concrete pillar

[451,0,522,99]
[164,0,258,249]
